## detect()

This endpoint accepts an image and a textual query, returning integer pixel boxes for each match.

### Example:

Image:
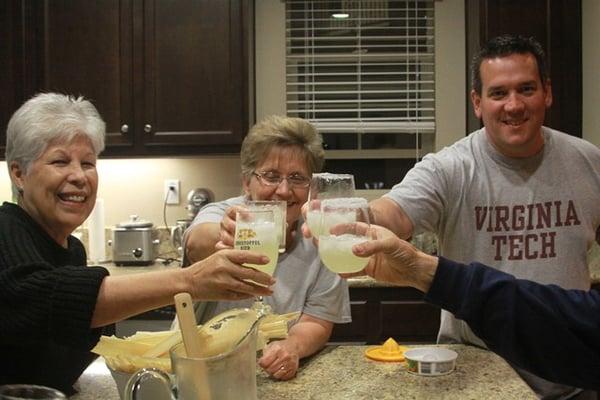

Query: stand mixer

[171,188,214,258]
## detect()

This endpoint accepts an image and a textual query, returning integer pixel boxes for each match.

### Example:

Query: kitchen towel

[87,198,106,263]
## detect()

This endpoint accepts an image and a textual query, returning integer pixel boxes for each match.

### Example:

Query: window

[285,0,435,161]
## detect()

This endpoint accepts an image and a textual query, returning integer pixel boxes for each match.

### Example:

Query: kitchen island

[71,344,535,399]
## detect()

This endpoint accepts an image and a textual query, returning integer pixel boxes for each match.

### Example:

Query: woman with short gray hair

[5,93,105,197]
[184,115,351,381]
[0,93,275,394]
[240,115,325,179]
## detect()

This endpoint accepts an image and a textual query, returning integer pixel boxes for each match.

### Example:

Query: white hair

[5,92,106,196]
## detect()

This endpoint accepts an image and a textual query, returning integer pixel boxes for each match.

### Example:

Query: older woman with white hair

[0,93,274,394]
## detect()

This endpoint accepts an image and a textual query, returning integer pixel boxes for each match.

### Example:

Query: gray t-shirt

[385,127,600,397]
[185,196,351,324]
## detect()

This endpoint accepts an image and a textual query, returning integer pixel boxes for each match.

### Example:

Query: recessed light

[332,13,349,19]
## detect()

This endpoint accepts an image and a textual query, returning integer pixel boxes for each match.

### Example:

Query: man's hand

[214,206,243,250]
[342,224,438,293]
[300,201,313,239]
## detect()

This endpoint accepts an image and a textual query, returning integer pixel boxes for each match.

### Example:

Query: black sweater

[426,257,600,390]
[0,202,109,394]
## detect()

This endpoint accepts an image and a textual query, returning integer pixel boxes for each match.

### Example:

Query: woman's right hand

[214,205,243,250]
[186,249,275,301]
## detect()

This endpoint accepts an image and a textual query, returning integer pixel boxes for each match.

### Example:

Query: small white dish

[404,347,458,376]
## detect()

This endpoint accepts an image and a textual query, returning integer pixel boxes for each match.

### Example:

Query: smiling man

[368,35,600,399]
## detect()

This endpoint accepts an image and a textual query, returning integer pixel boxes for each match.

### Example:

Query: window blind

[285,0,435,156]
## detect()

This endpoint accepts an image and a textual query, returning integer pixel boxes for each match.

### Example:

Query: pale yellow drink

[317,197,370,273]
[307,209,323,237]
[245,200,287,253]
[318,234,369,273]
[234,220,279,275]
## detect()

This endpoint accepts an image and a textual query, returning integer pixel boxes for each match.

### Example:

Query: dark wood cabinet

[0,0,28,155]
[0,0,251,157]
[465,0,582,137]
[330,286,441,345]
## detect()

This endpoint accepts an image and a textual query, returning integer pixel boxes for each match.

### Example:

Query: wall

[255,0,286,119]
[434,0,466,150]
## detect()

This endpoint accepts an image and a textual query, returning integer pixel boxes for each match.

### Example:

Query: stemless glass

[318,197,372,273]
[244,200,287,253]
[306,173,355,238]
[234,209,279,276]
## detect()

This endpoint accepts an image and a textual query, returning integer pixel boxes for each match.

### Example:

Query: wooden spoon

[174,292,202,357]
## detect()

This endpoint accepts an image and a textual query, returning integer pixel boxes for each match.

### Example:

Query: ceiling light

[332,13,349,19]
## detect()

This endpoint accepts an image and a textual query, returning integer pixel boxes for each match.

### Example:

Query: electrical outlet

[164,179,180,205]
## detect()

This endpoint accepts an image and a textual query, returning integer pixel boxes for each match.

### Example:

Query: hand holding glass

[307,173,355,238]
[234,209,279,276]
[318,198,372,273]
[244,200,287,253]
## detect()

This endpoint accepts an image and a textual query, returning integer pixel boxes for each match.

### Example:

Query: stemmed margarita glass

[233,208,279,315]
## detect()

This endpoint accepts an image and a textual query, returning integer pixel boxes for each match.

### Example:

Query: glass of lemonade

[307,173,355,238]
[234,208,279,276]
[318,197,372,273]
[244,200,287,253]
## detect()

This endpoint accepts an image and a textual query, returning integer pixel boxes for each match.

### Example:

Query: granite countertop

[71,344,535,400]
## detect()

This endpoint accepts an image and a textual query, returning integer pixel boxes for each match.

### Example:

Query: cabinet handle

[144,124,152,133]
[120,124,129,134]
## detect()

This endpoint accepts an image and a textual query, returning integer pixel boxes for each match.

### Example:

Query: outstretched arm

[352,230,600,390]
[368,197,414,240]
[426,258,600,390]
[92,249,274,327]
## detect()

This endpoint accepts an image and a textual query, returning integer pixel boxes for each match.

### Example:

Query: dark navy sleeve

[424,257,600,390]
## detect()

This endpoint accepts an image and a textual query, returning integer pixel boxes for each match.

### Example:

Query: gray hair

[240,115,325,179]
[5,92,106,196]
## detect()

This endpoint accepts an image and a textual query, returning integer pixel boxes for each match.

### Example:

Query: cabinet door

[0,0,29,156]
[330,287,440,344]
[140,0,249,155]
[37,0,135,151]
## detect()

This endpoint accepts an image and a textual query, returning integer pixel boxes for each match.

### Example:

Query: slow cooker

[110,215,158,266]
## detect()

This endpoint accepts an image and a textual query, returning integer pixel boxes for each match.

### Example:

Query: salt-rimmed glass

[234,208,279,276]
[317,197,372,273]
[306,173,355,238]
[244,200,287,253]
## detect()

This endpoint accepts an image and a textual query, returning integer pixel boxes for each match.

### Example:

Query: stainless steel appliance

[110,215,158,266]
[169,188,214,258]
[186,188,214,218]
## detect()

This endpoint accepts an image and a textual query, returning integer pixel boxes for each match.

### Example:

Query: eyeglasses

[252,171,311,188]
